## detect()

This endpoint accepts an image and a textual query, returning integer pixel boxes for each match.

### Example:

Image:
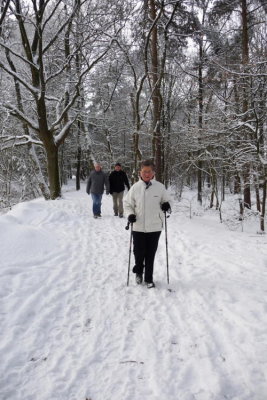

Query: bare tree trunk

[46,143,61,199]
[5,47,50,199]
[197,36,204,205]
[260,174,266,232]
[130,92,142,183]
[148,1,177,183]
[76,141,81,191]
[241,0,251,209]
[149,0,163,182]
[222,169,225,202]
[254,175,261,213]
[234,173,241,194]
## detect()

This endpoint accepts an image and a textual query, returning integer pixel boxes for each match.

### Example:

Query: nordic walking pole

[125,221,133,286]
[164,211,169,284]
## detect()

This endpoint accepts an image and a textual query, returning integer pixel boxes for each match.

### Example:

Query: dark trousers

[132,231,161,283]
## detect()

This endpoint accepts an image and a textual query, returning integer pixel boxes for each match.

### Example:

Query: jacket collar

[140,178,154,189]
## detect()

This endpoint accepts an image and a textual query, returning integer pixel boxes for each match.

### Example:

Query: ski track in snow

[1,183,267,400]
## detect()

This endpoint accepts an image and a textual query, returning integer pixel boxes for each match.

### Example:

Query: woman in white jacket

[124,160,171,288]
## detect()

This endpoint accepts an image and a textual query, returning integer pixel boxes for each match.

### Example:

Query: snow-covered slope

[1,183,267,400]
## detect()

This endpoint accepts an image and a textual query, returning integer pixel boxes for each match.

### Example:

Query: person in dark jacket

[86,163,110,218]
[109,163,130,217]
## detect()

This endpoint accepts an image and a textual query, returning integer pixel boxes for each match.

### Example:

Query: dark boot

[135,274,143,285]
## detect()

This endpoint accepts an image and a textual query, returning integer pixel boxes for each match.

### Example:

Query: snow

[1,182,267,400]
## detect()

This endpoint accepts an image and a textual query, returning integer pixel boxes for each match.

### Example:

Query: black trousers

[132,231,161,283]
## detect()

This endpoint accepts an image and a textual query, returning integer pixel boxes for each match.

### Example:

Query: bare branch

[3,104,39,131]
[0,61,39,95]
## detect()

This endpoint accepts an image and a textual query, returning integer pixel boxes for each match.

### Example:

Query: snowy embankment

[0,182,267,400]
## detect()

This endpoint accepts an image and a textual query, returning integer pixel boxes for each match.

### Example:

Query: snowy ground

[1,182,267,400]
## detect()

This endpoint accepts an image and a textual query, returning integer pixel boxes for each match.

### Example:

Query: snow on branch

[259,154,267,166]
[4,105,39,131]
[42,1,81,54]
[0,42,39,70]
[232,120,257,133]
[0,61,39,95]
[54,118,76,146]
[45,55,76,84]
[1,135,42,150]
[211,59,267,77]
[50,47,110,133]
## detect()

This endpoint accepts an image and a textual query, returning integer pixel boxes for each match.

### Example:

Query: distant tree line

[0,0,266,230]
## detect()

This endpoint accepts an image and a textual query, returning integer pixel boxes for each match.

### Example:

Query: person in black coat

[109,163,130,217]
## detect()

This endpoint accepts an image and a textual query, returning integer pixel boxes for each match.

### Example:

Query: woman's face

[140,166,155,182]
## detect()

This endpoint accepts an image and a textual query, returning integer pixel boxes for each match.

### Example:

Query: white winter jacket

[123,179,171,233]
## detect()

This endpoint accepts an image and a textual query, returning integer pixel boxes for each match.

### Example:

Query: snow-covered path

[1,183,267,400]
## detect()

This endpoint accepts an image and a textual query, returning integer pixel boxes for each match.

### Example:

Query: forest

[0,0,267,230]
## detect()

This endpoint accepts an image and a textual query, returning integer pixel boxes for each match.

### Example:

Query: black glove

[161,202,171,212]
[128,214,136,223]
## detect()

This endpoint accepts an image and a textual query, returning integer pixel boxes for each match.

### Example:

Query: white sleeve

[123,186,135,216]
[161,187,172,205]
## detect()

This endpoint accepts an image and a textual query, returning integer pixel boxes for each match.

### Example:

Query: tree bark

[197,35,204,205]
[5,46,50,199]
[149,0,163,182]
[260,175,266,232]
[241,0,251,209]
[46,144,61,199]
